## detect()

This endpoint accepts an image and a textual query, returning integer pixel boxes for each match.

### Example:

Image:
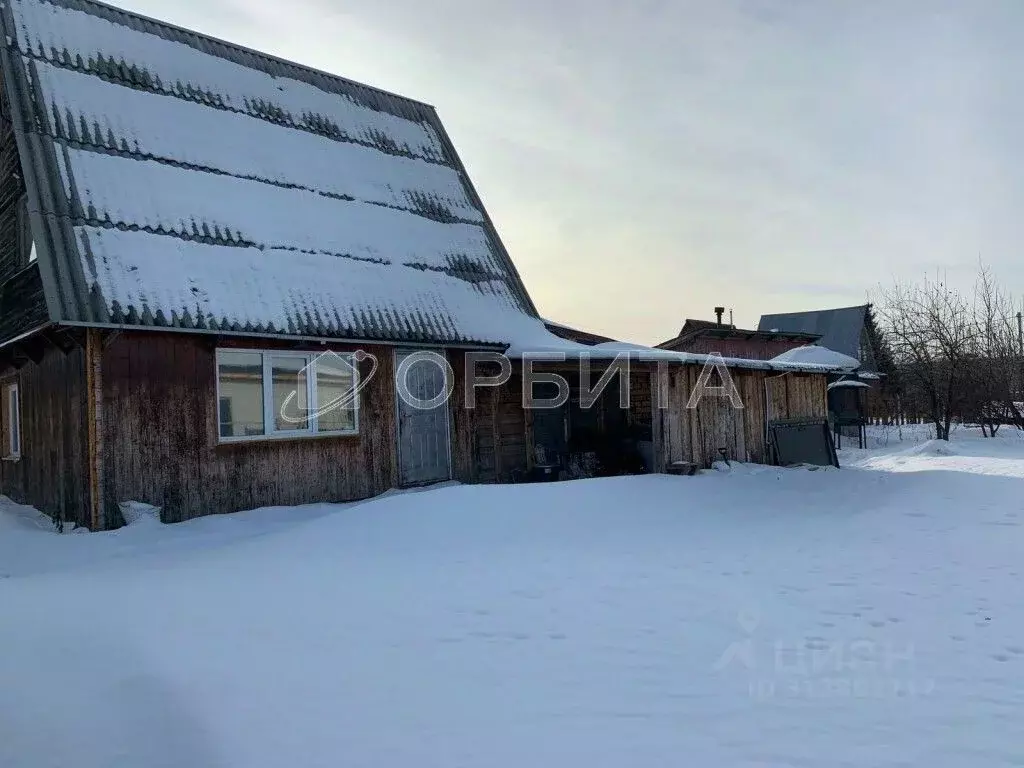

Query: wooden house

[658,311,820,360]
[0,0,556,528]
[0,0,847,530]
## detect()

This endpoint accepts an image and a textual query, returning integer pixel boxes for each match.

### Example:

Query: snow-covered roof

[2,0,538,344]
[828,379,871,390]
[506,334,856,373]
[770,345,860,371]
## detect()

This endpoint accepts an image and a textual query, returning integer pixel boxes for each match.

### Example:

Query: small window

[314,354,357,433]
[217,351,265,438]
[270,356,309,432]
[3,382,20,459]
[215,349,359,441]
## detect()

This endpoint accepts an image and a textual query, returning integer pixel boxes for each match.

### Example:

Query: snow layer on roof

[828,379,871,390]
[68,149,497,273]
[79,226,546,343]
[771,345,859,370]
[506,335,855,373]
[37,63,480,223]
[12,0,443,160]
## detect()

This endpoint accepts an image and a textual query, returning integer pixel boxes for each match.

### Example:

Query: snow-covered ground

[3,429,1024,767]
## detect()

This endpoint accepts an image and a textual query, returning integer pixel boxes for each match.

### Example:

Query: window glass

[315,355,357,432]
[271,356,309,431]
[217,352,264,437]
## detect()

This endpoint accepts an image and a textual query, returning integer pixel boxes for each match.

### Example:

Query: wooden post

[650,367,664,473]
[85,328,104,530]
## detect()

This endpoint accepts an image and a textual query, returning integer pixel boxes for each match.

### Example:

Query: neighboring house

[757,304,879,373]
[758,304,886,441]
[0,0,847,530]
[657,311,819,360]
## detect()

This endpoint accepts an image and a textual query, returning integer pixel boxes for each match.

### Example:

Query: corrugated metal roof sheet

[757,305,868,361]
[1,0,540,344]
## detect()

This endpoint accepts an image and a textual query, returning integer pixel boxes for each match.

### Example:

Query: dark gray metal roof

[757,304,869,362]
[0,0,541,344]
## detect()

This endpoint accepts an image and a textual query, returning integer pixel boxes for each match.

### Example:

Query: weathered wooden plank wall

[628,368,653,437]
[0,341,89,527]
[672,336,808,360]
[682,365,745,467]
[784,373,827,421]
[449,349,498,484]
[655,365,689,468]
[486,361,659,480]
[100,331,401,525]
[495,363,528,481]
[655,365,828,469]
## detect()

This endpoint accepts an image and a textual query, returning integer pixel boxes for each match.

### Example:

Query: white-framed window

[3,381,20,459]
[216,349,359,441]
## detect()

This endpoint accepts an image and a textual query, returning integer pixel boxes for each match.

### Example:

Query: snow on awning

[828,379,872,390]
[770,345,860,371]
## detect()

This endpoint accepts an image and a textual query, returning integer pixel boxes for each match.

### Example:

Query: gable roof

[757,305,869,361]
[678,318,734,335]
[657,318,819,351]
[0,0,540,345]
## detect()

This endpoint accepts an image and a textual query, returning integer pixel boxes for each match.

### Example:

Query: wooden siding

[0,330,831,530]
[628,368,653,438]
[495,367,528,481]
[655,366,828,469]
[484,361,657,480]
[100,331,403,526]
[0,341,89,527]
[660,334,812,360]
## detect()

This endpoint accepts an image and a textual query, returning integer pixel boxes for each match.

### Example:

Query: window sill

[216,431,360,447]
[2,454,21,463]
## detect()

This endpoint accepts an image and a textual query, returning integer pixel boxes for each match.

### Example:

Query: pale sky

[123,0,1024,345]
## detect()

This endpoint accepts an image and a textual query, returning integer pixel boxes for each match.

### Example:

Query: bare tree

[966,265,1024,435]
[876,276,979,440]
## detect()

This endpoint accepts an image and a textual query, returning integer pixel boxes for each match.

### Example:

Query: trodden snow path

[2,431,1024,767]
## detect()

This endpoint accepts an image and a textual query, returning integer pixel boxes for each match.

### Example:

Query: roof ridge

[762,303,869,317]
[38,0,438,110]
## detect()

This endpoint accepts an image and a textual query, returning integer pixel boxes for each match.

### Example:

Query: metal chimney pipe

[714,306,725,326]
